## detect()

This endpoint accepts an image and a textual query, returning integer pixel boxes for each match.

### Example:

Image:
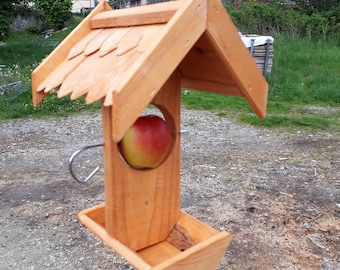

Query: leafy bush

[225,2,339,41]
[35,0,72,30]
[24,25,40,35]
[0,0,16,41]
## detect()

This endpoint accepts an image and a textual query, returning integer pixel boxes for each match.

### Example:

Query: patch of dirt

[0,108,339,269]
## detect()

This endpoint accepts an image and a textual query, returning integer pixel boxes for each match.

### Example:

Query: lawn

[0,26,339,131]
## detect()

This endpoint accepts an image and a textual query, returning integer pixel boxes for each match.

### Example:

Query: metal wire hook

[68,143,104,183]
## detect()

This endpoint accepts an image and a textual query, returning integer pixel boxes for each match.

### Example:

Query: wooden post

[102,70,182,251]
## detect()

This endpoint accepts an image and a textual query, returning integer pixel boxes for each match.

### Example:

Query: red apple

[119,115,172,169]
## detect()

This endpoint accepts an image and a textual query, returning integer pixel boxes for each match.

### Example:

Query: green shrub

[23,25,40,35]
[0,0,15,41]
[225,2,339,41]
[35,0,72,30]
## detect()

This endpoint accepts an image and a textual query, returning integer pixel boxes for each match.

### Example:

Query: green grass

[0,16,100,118]
[0,23,339,130]
[182,35,340,131]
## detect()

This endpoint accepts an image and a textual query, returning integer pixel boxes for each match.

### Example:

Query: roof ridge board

[90,0,182,29]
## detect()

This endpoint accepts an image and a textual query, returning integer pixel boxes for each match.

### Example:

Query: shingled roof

[32,0,268,140]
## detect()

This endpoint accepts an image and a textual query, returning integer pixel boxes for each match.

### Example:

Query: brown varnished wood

[90,1,181,28]
[102,71,181,251]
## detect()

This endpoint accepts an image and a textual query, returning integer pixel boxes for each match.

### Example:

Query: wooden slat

[57,53,99,98]
[31,1,112,106]
[205,0,268,119]
[153,231,231,270]
[151,212,232,270]
[106,0,207,142]
[137,241,181,266]
[90,0,181,28]
[116,26,148,56]
[103,72,181,251]
[179,34,242,95]
[84,28,116,56]
[77,205,152,270]
[67,29,103,59]
[37,55,85,93]
[181,77,242,97]
[98,27,132,57]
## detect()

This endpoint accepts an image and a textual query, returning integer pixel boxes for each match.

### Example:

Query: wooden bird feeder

[31,0,268,268]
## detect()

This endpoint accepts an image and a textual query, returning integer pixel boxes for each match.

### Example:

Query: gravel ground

[0,108,339,269]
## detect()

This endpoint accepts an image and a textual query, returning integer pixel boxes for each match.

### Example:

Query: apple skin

[119,115,172,169]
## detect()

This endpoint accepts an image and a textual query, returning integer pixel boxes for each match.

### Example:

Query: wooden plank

[105,0,207,142]
[205,0,268,119]
[153,232,231,270]
[90,0,181,28]
[137,241,181,266]
[31,1,112,106]
[152,212,232,270]
[77,205,152,270]
[179,33,244,96]
[78,203,106,227]
[181,77,242,97]
[103,72,181,251]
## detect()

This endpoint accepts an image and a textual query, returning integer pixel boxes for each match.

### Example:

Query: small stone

[302,222,309,229]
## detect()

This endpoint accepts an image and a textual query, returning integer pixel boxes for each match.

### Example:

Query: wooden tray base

[78,204,232,269]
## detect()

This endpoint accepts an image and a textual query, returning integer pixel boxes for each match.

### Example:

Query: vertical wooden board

[109,0,207,142]
[103,71,181,251]
[31,1,112,106]
[205,0,268,119]
[146,70,182,245]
